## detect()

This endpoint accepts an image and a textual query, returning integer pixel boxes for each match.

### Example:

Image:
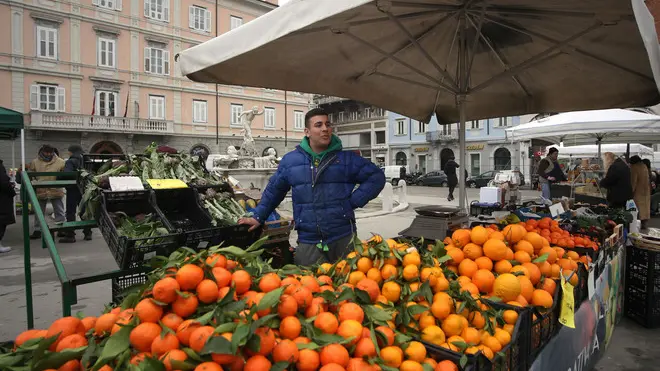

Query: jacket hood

[299,135,343,162]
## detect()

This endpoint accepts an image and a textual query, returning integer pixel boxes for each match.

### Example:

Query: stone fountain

[207,106,281,190]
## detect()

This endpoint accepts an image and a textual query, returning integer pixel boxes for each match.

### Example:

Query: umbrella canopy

[505,108,660,144]
[547,143,655,158]
[179,0,660,124]
[0,107,24,140]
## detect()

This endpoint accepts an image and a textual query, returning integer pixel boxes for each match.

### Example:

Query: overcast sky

[279,0,291,5]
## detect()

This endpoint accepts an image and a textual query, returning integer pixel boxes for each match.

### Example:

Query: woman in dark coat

[0,159,16,253]
[599,152,633,209]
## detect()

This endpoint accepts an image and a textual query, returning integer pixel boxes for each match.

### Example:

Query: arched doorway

[440,148,454,170]
[395,152,407,166]
[90,141,123,154]
[494,148,512,170]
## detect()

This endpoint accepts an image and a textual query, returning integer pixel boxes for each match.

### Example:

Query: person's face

[42,150,53,158]
[550,151,558,161]
[67,151,73,157]
[304,115,332,148]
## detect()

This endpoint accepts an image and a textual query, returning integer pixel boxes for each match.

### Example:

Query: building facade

[0,0,311,162]
[388,112,438,173]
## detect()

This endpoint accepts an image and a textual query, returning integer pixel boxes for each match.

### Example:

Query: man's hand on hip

[238,217,261,232]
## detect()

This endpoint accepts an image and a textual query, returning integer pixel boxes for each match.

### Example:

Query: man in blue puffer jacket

[239,108,386,266]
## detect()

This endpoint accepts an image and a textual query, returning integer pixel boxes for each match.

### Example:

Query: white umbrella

[178,0,660,208]
[547,143,655,159]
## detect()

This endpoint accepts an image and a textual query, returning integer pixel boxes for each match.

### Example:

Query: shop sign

[466,144,485,150]
[414,147,429,152]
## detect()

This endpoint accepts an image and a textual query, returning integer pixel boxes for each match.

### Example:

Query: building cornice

[30,11,64,24]
[0,64,84,80]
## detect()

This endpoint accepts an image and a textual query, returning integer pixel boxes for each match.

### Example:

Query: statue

[238,106,263,157]
[227,145,239,160]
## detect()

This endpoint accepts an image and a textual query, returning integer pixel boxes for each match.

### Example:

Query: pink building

[0,0,310,159]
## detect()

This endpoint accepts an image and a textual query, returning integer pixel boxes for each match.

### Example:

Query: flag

[122,91,130,127]
[90,93,96,124]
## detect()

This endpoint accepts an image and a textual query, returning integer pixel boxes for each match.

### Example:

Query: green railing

[21,171,144,329]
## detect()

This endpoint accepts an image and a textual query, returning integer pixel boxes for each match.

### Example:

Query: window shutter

[144,47,151,72]
[205,10,211,32]
[163,50,170,75]
[144,0,149,17]
[56,87,66,112]
[163,0,169,22]
[188,6,195,28]
[115,0,122,11]
[30,85,39,110]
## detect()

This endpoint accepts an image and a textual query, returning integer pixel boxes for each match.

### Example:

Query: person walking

[444,156,459,201]
[537,147,566,200]
[0,159,16,253]
[28,145,66,239]
[599,152,633,209]
[630,156,651,229]
[239,108,385,266]
[59,145,92,243]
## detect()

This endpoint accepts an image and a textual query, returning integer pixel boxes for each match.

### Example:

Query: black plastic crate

[624,245,660,328]
[528,283,562,361]
[264,241,294,269]
[423,342,490,371]
[82,154,127,173]
[99,190,180,269]
[470,201,502,217]
[111,272,148,304]
[572,263,589,308]
[486,300,532,371]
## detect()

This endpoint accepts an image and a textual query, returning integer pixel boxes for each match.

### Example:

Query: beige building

[0,0,311,160]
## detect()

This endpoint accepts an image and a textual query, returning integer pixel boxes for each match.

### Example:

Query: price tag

[109,176,144,191]
[587,269,595,300]
[559,271,576,328]
[147,179,188,189]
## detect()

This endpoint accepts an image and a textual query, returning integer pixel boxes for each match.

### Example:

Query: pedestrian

[399,165,406,184]
[444,156,459,201]
[59,145,92,243]
[0,159,16,253]
[537,147,566,200]
[239,108,385,266]
[630,156,650,229]
[28,145,66,239]
[599,152,633,209]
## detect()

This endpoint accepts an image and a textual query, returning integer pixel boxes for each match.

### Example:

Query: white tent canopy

[548,143,655,158]
[505,108,660,145]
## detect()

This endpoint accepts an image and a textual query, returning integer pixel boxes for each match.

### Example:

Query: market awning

[0,107,24,140]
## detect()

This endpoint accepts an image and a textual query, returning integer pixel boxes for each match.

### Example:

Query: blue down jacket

[253,146,386,244]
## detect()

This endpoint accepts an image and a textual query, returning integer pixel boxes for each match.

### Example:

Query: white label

[406,247,418,254]
[197,241,209,249]
[143,251,157,260]
[549,202,565,217]
[587,269,595,300]
[109,176,144,191]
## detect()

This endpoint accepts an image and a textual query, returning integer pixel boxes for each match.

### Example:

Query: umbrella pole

[12,140,15,169]
[21,129,25,171]
[625,143,630,162]
[458,96,467,209]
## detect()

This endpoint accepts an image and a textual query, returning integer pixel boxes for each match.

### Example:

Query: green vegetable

[199,189,249,226]
[110,212,171,246]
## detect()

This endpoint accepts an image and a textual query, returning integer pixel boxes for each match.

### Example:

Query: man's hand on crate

[238,217,261,232]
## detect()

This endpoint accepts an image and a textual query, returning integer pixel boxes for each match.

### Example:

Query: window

[498,116,513,127]
[416,121,427,134]
[37,26,57,59]
[30,84,65,112]
[92,0,122,11]
[230,104,242,126]
[471,120,486,129]
[470,153,480,176]
[264,107,275,128]
[294,110,304,130]
[230,16,243,30]
[375,131,386,144]
[144,0,169,22]
[96,91,118,116]
[349,111,358,121]
[189,6,211,32]
[98,38,116,68]
[144,47,170,75]
[395,119,407,136]
[337,112,344,122]
[149,95,165,119]
[193,100,207,123]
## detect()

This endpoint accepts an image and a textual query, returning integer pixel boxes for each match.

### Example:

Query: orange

[518,276,534,303]
[161,349,188,371]
[462,243,483,260]
[46,317,86,350]
[272,339,300,363]
[212,267,232,288]
[297,349,321,371]
[231,270,252,294]
[540,277,557,296]
[446,247,465,266]
[176,264,204,291]
[55,334,88,352]
[502,224,526,243]
[258,273,281,293]
[189,326,215,353]
[434,277,450,292]
[431,300,451,320]
[531,289,554,308]
[380,346,404,368]
[354,337,377,358]
[337,320,363,346]
[452,229,472,248]
[441,314,465,337]
[503,309,519,324]
[458,259,478,278]
[305,297,326,318]
[292,286,313,309]
[472,269,495,293]
[172,292,198,318]
[381,281,401,303]
[523,262,542,285]
[153,277,181,304]
[151,333,179,357]
[348,271,366,286]
[435,360,459,371]
[514,240,534,255]
[194,362,223,371]
[421,267,439,287]
[404,341,427,362]
[129,322,162,353]
[482,335,502,353]
[400,360,424,371]
[483,239,507,261]
[338,302,365,323]
[93,313,118,336]
[244,355,271,371]
[470,226,489,245]
[523,232,545,252]
[81,317,96,332]
[513,250,532,264]
[403,265,420,281]
[300,275,321,293]
[320,344,350,367]
[248,327,276,356]
[376,326,395,347]
[176,319,201,346]
[510,265,530,278]
[194,279,218,304]
[475,256,493,271]
[494,260,513,274]
[280,316,302,339]
[14,329,47,347]
[314,312,339,334]
[492,273,522,302]
[277,294,299,318]
[205,254,227,268]
[403,252,422,267]
[494,328,511,346]
[356,278,380,303]
[381,264,398,280]
[461,327,480,345]
[57,360,82,371]
[347,358,373,371]
[489,231,505,241]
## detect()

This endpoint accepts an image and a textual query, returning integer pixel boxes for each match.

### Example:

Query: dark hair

[68,144,84,154]
[548,147,558,155]
[41,144,55,153]
[630,155,642,164]
[642,158,651,169]
[305,108,329,128]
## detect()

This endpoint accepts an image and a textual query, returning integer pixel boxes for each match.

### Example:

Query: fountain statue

[238,106,263,157]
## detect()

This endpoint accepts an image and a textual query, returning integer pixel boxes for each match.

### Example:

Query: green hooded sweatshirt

[300,135,343,167]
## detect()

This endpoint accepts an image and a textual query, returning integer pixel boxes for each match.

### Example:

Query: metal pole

[22,180,33,329]
[625,143,630,162]
[12,140,15,169]
[457,13,468,210]
[284,90,288,150]
[458,98,467,209]
[21,129,25,170]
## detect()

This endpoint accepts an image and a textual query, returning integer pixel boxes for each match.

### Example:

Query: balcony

[426,130,458,143]
[30,112,174,134]
[313,95,348,105]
